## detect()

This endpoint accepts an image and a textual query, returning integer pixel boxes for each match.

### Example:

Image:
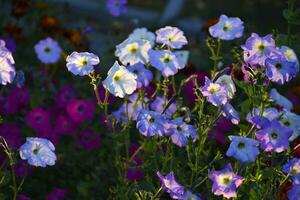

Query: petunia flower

[66,51,99,76]
[115,38,151,66]
[201,77,228,106]
[26,107,51,132]
[34,38,61,64]
[128,63,153,88]
[282,158,300,185]
[150,96,176,117]
[66,99,95,123]
[255,120,293,153]
[208,163,244,199]
[270,88,293,111]
[174,50,189,70]
[156,171,185,199]
[19,137,56,167]
[102,61,137,98]
[149,49,180,77]
[106,0,127,17]
[215,75,236,99]
[279,111,300,141]
[156,26,188,49]
[287,184,300,200]
[209,14,244,40]
[128,27,156,47]
[220,103,240,125]
[246,107,281,128]
[0,40,16,85]
[226,136,260,162]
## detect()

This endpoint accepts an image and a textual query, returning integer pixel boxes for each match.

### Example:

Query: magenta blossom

[55,85,77,109]
[54,113,77,136]
[126,168,144,182]
[0,94,19,115]
[45,188,67,200]
[78,129,101,149]
[9,87,30,107]
[66,99,95,123]
[26,107,51,132]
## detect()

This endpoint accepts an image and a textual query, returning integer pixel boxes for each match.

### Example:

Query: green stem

[152,187,162,200]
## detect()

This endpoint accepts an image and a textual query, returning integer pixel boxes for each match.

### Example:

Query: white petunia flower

[128,27,156,47]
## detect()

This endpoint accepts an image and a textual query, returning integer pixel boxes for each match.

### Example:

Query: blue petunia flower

[157,171,185,199]
[265,56,298,85]
[221,103,240,125]
[241,33,278,66]
[282,158,300,185]
[226,136,260,162]
[209,14,244,40]
[255,120,292,153]
[279,111,300,141]
[115,38,151,66]
[280,45,299,72]
[149,49,180,77]
[246,107,281,128]
[106,0,127,17]
[34,38,62,64]
[208,163,244,199]
[270,88,293,111]
[128,63,153,88]
[174,50,189,70]
[156,26,187,49]
[201,77,228,106]
[66,51,99,76]
[128,27,156,47]
[287,184,300,200]
[168,117,197,147]
[19,137,56,167]
[136,109,167,137]
[150,96,176,117]
[0,40,15,85]
[182,191,202,200]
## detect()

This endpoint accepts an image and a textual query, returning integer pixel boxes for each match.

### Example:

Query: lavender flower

[279,111,300,141]
[255,120,292,153]
[168,117,197,147]
[221,104,240,125]
[19,137,56,167]
[182,191,202,200]
[34,38,61,64]
[157,171,185,199]
[0,40,16,85]
[156,26,187,49]
[280,45,299,72]
[226,136,260,162]
[106,0,127,17]
[208,163,244,199]
[201,77,228,106]
[66,51,99,76]
[270,88,293,111]
[282,158,300,185]
[209,14,244,40]
[246,107,281,128]
[128,63,153,88]
[265,56,298,85]
[115,38,151,66]
[241,33,277,66]
[150,96,176,117]
[136,109,167,137]
[149,49,180,77]
[287,185,300,200]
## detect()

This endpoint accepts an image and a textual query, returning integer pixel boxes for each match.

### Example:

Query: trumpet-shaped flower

[215,75,236,99]
[149,49,180,77]
[174,50,189,69]
[34,38,61,64]
[66,51,99,76]
[128,63,153,88]
[226,136,260,162]
[106,0,127,17]
[255,120,292,153]
[270,88,293,111]
[221,103,240,125]
[157,171,185,199]
[201,77,228,106]
[287,185,300,200]
[156,26,187,49]
[209,14,244,40]
[279,111,300,141]
[0,40,16,85]
[208,163,244,199]
[280,45,299,71]
[282,158,300,185]
[115,38,151,66]
[19,137,56,167]
[128,27,156,47]
[102,61,137,98]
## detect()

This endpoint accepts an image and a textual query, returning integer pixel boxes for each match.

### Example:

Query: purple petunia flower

[55,85,77,109]
[156,26,187,49]
[0,40,16,85]
[246,107,281,129]
[209,14,244,40]
[128,63,153,88]
[0,123,21,149]
[2,37,16,52]
[106,0,127,17]
[0,94,19,115]
[66,51,99,76]
[287,184,300,200]
[66,99,95,123]
[9,87,30,108]
[78,129,101,149]
[201,77,228,106]
[150,96,176,117]
[270,88,293,111]
[136,109,167,137]
[265,56,298,85]
[226,136,260,162]
[220,103,240,125]
[280,45,299,72]
[255,120,292,153]
[208,163,244,199]
[279,111,300,141]
[126,168,144,182]
[157,171,185,199]
[282,158,300,185]
[45,188,67,200]
[26,107,51,132]
[149,49,180,77]
[241,33,278,66]
[168,117,197,147]
[34,38,61,64]
[54,113,77,136]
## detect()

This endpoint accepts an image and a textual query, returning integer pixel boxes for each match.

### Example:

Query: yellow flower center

[208,84,220,94]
